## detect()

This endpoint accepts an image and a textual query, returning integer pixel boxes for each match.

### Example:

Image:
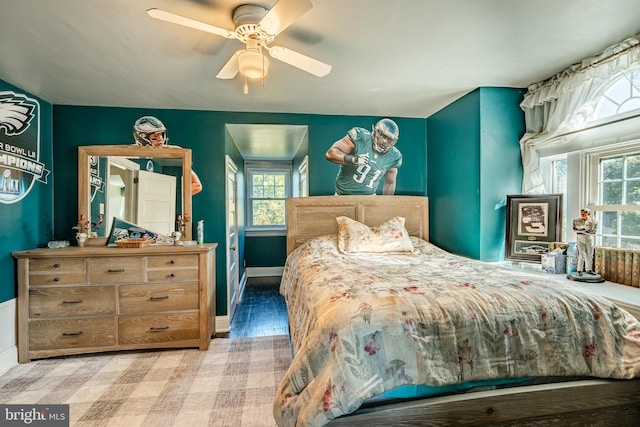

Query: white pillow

[336,216,415,253]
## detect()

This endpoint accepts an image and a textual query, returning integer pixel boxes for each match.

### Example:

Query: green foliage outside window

[252,200,285,225]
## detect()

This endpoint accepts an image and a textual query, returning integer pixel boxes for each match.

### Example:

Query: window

[246,163,290,231]
[550,158,568,238]
[297,156,308,197]
[590,150,640,249]
[539,65,640,248]
[593,68,640,122]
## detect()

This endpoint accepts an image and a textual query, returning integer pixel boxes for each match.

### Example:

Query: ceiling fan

[147,0,332,93]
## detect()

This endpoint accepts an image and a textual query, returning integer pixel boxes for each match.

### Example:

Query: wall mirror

[78,145,193,240]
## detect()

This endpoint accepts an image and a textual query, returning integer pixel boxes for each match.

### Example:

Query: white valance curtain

[519,37,640,193]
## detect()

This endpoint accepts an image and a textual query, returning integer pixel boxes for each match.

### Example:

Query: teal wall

[245,236,287,267]
[1,76,524,310]
[427,87,525,261]
[308,117,427,196]
[479,88,526,260]
[51,107,427,314]
[428,91,481,257]
[0,79,53,303]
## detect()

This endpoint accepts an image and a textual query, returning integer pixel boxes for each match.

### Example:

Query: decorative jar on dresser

[12,243,217,363]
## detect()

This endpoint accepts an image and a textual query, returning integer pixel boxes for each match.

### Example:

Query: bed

[272,195,640,427]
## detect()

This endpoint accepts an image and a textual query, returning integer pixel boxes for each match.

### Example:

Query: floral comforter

[273,236,640,427]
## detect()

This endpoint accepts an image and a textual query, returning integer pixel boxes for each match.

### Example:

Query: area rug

[0,335,292,426]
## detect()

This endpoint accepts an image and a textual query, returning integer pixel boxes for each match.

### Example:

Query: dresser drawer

[29,317,116,350]
[29,271,87,286]
[29,258,86,286]
[118,312,199,344]
[29,258,86,273]
[30,286,116,318]
[119,283,198,313]
[147,268,199,283]
[88,257,144,283]
[147,255,198,268]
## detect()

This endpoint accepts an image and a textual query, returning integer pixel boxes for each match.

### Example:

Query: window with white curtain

[539,64,640,247]
[520,38,640,195]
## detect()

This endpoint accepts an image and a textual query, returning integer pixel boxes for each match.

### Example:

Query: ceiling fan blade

[267,46,331,77]
[216,51,241,79]
[259,0,313,36]
[147,8,236,39]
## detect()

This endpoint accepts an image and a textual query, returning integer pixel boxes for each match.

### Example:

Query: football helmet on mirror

[133,116,168,146]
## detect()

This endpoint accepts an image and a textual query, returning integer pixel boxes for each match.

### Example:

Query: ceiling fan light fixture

[148,0,330,87]
[238,49,269,80]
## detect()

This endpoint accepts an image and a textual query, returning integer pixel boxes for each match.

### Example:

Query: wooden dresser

[12,244,217,363]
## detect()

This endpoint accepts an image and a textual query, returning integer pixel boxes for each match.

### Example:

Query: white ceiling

[2,0,640,159]
[227,123,308,160]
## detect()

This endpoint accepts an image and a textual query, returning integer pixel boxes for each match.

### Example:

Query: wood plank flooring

[227,276,289,338]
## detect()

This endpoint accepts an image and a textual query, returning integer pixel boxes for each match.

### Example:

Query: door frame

[225,155,240,325]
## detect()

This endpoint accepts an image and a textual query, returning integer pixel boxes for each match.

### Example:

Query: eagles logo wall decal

[0,91,50,204]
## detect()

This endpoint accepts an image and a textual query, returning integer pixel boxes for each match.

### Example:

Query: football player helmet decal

[133,116,168,146]
[372,118,399,154]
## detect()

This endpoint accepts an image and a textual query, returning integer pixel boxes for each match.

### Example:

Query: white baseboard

[246,266,284,277]
[0,345,18,375]
[215,315,230,334]
[238,271,247,302]
[0,299,17,374]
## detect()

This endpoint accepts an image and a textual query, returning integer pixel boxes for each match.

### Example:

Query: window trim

[584,144,640,248]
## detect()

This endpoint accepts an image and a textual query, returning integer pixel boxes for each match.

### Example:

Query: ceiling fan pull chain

[244,77,249,95]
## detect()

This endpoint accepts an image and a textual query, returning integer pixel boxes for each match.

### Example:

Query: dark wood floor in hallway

[227,276,289,338]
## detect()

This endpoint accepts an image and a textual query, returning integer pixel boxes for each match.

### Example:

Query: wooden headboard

[286,195,429,255]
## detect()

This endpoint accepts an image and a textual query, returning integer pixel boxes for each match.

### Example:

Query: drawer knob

[62,332,83,337]
[169,273,176,278]
[63,300,84,304]
[150,326,170,332]
[53,277,60,282]
[108,268,125,273]
[53,263,60,268]
[150,295,169,301]
[170,259,175,264]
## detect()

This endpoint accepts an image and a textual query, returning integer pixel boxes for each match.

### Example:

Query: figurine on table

[569,208,604,282]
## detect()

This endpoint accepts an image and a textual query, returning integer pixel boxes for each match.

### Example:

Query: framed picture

[505,194,563,263]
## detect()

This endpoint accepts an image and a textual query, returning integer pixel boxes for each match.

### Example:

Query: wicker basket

[85,237,109,246]
[115,238,151,248]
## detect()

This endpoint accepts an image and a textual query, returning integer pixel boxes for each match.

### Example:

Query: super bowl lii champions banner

[0,91,50,204]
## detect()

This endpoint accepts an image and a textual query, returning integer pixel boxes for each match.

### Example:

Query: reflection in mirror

[78,145,193,241]
[89,156,182,238]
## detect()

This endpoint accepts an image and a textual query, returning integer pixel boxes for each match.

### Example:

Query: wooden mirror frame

[78,145,193,240]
